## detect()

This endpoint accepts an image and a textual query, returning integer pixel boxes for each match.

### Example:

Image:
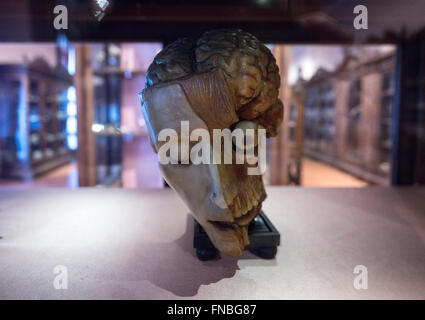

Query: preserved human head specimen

[140,29,283,256]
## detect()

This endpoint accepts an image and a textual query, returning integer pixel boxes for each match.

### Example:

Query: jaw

[203,204,262,256]
[199,172,267,257]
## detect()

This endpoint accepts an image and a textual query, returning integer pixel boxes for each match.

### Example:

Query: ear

[255,99,284,138]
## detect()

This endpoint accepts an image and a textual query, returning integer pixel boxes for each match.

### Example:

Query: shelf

[0,61,74,180]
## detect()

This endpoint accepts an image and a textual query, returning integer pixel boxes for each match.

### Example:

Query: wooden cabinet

[0,59,74,180]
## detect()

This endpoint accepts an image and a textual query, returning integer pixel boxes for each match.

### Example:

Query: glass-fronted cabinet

[0,58,75,180]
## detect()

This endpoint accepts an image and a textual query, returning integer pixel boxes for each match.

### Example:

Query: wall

[0,44,57,67]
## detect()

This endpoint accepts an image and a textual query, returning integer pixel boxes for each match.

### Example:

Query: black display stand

[193,211,280,261]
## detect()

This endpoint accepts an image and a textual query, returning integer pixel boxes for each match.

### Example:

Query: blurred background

[0,0,424,189]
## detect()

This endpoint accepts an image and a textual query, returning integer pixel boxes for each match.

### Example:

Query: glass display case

[301,51,395,185]
[0,59,74,180]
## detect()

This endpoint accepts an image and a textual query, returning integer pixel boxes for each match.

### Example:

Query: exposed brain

[145,29,283,137]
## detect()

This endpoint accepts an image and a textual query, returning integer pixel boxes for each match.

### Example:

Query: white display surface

[0,186,424,299]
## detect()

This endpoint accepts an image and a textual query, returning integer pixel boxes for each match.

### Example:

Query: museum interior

[0,0,423,189]
[0,0,425,300]
[0,41,399,188]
